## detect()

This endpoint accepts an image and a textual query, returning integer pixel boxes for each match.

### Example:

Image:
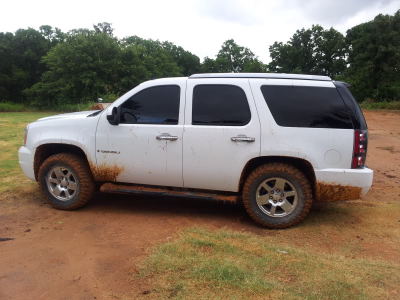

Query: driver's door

[95,79,185,187]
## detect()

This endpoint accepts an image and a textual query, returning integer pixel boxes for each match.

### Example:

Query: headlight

[24,125,29,145]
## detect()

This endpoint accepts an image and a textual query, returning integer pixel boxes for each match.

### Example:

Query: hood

[36,110,101,122]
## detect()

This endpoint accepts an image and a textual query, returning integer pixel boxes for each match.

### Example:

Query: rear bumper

[314,167,373,201]
[18,146,35,181]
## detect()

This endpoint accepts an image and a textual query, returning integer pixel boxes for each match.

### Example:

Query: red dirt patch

[1,110,399,299]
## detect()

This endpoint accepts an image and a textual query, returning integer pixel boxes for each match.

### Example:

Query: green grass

[360,100,400,110]
[49,102,97,112]
[0,112,53,192]
[0,101,97,112]
[0,102,29,112]
[0,109,95,192]
[139,227,400,299]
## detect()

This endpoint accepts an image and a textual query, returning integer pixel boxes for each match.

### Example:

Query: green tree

[201,39,266,73]
[123,36,200,76]
[345,10,400,101]
[26,30,122,106]
[117,39,182,93]
[0,28,53,102]
[25,31,196,106]
[39,25,65,45]
[268,25,347,77]
[161,41,200,75]
[93,22,114,36]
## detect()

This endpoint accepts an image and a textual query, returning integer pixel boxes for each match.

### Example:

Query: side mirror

[107,107,121,125]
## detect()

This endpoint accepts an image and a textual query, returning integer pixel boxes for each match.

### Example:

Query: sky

[1,0,399,63]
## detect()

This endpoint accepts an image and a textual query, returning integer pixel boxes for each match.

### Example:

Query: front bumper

[18,146,35,181]
[314,167,373,201]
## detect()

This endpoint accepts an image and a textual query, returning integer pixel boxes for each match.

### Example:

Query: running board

[99,183,238,203]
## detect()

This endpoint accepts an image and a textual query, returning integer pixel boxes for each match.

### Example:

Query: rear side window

[261,85,353,129]
[120,85,180,125]
[334,82,367,130]
[192,84,251,126]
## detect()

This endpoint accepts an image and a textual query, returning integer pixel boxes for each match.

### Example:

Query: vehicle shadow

[86,191,254,226]
[22,186,356,230]
[78,192,355,230]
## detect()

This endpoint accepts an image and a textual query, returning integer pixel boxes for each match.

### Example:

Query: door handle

[231,135,255,142]
[156,133,178,141]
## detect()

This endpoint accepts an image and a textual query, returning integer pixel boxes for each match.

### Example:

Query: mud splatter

[90,164,123,182]
[315,182,362,202]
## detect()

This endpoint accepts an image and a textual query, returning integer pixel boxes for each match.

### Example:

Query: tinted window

[261,85,353,129]
[120,85,180,124]
[192,85,251,126]
[334,82,367,130]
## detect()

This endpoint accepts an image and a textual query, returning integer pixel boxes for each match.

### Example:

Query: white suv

[19,73,373,228]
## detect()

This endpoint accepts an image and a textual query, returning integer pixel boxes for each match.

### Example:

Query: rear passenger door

[183,78,260,192]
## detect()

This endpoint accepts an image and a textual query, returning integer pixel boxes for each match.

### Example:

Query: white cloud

[0,0,398,63]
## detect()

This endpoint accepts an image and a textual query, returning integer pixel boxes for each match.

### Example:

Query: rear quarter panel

[250,79,354,170]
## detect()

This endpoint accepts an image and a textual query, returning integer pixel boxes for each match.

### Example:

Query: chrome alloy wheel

[255,177,298,217]
[46,166,79,201]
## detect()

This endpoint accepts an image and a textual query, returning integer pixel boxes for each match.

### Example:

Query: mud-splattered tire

[38,153,95,210]
[242,163,313,229]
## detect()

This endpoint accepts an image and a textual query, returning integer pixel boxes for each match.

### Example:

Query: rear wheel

[242,163,313,228]
[38,153,95,210]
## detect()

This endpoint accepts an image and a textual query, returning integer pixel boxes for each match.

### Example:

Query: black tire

[242,163,313,229]
[38,153,95,210]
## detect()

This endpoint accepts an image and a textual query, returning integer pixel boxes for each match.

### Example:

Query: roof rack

[189,73,331,81]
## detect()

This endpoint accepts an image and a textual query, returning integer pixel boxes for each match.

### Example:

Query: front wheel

[38,153,95,210]
[242,163,313,228]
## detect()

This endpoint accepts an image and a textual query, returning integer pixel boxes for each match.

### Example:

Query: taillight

[352,129,368,168]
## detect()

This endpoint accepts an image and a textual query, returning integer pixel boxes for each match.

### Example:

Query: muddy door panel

[94,80,186,187]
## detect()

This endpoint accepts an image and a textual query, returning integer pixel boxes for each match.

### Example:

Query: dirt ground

[0,110,399,300]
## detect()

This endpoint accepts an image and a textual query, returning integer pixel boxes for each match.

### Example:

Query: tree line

[0,10,399,108]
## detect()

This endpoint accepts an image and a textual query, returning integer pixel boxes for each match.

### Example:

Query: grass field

[1,111,399,299]
[359,100,400,110]
[0,101,97,112]
[0,112,51,192]
[139,227,399,299]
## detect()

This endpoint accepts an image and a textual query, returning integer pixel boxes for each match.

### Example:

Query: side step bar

[100,183,238,203]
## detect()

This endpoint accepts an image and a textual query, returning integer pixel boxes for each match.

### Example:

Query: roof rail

[189,73,331,81]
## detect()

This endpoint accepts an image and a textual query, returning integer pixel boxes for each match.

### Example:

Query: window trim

[119,84,181,125]
[191,84,252,127]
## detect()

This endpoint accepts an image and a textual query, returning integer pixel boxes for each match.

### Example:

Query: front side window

[192,84,251,126]
[120,85,180,124]
[261,85,353,129]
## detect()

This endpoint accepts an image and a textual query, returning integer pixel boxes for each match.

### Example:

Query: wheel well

[239,156,316,192]
[34,144,88,180]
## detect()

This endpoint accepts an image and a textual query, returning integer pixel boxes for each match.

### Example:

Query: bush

[51,102,97,112]
[360,100,400,110]
[0,101,97,112]
[0,102,28,112]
